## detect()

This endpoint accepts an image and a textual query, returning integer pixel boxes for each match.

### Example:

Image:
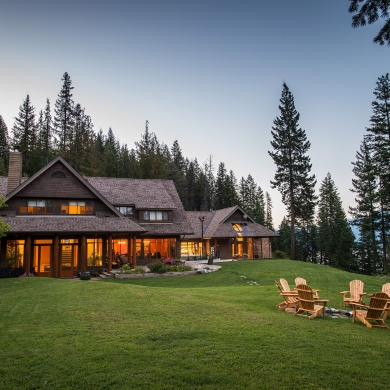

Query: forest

[0,71,389,276]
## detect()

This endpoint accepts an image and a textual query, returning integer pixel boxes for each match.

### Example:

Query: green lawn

[1,259,389,390]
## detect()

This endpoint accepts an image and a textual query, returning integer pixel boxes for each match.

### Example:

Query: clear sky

[1,0,389,226]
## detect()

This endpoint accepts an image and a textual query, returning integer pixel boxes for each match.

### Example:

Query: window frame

[19,200,54,215]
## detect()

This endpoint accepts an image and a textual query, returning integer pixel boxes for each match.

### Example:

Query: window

[116,206,133,215]
[19,200,53,214]
[61,201,93,215]
[142,211,169,221]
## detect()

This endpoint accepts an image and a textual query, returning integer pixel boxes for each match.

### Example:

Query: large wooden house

[0,151,277,278]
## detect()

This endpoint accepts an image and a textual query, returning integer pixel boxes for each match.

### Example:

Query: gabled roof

[185,206,279,239]
[4,155,124,218]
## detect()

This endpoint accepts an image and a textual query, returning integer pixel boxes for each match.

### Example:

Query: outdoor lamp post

[198,216,205,260]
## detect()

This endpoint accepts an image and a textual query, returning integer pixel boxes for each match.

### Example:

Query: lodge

[0,150,278,278]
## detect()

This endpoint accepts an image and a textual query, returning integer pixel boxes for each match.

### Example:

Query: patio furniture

[340,280,366,308]
[294,277,320,299]
[351,292,389,329]
[280,278,297,295]
[382,283,390,320]
[275,280,299,310]
[295,284,329,319]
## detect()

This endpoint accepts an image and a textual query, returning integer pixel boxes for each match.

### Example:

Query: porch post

[80,235,87,273]
[24,235,31,274]
[107,234,113,271]
[127,234,131,266]
[54,235,59,278]
[132,236,137,268]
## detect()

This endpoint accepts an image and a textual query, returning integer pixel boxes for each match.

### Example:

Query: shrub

[273,250,289,259]
[79,272,91,280]
[148,261,168,274]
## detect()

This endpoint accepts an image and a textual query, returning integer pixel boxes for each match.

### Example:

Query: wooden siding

[16,162,96,199]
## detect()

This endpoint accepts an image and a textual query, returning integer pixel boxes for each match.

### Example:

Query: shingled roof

[185,206,279,239]
[1,215,145,234]
[85,177,177,209]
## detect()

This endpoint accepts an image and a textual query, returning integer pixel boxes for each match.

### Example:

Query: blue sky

[1,0,389,226]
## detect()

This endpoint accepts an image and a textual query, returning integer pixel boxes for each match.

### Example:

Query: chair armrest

[351,302,367,309]
[340,291,349,295]
[316,300,329,304]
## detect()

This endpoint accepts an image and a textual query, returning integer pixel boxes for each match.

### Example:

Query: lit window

[61,201,94,215]
[19,200,53,214]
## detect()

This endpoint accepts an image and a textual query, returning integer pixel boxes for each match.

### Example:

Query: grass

[1,259,390,389]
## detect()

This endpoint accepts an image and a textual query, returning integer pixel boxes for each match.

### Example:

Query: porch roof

[2,214,146,234]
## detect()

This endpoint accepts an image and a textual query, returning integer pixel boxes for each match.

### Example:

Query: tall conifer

[268,83,316,259]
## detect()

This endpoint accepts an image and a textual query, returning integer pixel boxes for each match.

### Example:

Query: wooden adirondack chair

[275,280,299,310]
[382,283,390,320]
[294,277,320,299]
[340,280,366,308]
[294,284,329,319]
[352,292,389,329]
[280,278,297,295]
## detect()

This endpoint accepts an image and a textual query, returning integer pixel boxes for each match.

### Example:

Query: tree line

[0,73,274,231]
[270,76,390,276]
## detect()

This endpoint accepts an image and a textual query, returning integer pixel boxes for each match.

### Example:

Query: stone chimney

[7,146,22,194]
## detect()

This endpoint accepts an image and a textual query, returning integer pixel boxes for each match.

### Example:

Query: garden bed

[115,270,197,279]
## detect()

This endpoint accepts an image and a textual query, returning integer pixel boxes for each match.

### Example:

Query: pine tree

[39,99,55,163]
[268,83,316,259]
[317,173,357,271]
[366,73,390,271]
[11,94,36,173]
[265,191,274,230]
[170,140,187,203]
[54,72,74,153]
[275,216,291,257]
[0,115,9,174]
[104,127,120,177]
[225,170,239,207]
[214,162,228,209]
[350,137,381,274]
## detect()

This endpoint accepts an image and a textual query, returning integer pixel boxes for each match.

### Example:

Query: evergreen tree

[39,98,55,163]
[275,216,291,257]
[265,191,274,230]
[0,115,9,174]
[268,83,316,259]
[170,140,187,203]
[54,72,74,153]
[317,173,357,271]
[366,73,390,271]
[349,0,390,46]
[214,162,229,209]
[103,127,120,177]
[350,137,381,274]
[225,170,239,207]
[11,94,36,174]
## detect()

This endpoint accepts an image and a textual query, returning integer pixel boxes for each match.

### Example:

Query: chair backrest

[349,280,364,300]
[295,277,306,287]
[366,292,389,319]
[280,278,292,292]
[382,283,390,296]
[296,284,315,311]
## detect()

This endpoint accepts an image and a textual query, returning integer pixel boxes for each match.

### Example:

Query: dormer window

[19,200,54,214]
[61,201,93,215]
[142,211,169,221]
[116,206,133,216]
